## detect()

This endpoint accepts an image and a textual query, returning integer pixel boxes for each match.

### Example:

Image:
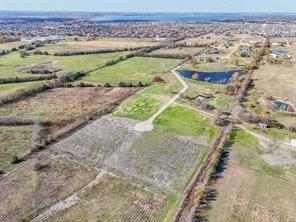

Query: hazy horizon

[0,0,295,13]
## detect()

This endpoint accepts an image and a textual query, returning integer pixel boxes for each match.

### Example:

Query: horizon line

[0,10,296,15]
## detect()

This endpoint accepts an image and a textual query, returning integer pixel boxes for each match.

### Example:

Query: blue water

[177,69,245,84]
[274,100,290,111]
[272,49,289,55]
[92,13,296,22]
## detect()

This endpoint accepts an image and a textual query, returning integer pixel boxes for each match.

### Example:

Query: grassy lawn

[82,57,181,85]
[150,47,203,56]
[0,51,128,79]
[0,126,33,172]
[154,104,218,140]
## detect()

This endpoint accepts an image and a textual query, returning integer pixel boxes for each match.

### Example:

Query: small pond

[274,100,292,112]
[272,49,289,55]
[177,69,246,84]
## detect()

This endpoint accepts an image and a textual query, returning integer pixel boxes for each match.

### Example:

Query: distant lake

[92,13,296,22]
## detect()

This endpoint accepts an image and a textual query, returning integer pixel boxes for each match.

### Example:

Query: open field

[82,57,181,85]
[0,152,97,222]
[49,174,167,222]
[0,87,139,134]
[0,41,30,51]
[200,128,296,222]
[149,47,203,56]
[0,51,128,79]
[40,38,158,54]
[0,126,33,172]
[252,45,296,103]
[0,81,46,97]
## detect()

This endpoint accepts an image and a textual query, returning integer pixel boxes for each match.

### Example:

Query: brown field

[0,152,97,222]
[253,44,296,103]
[199,129,296,222]
[0,41,30,51]
[150,47,203,56]
[0,87,139,134]
[40,38,158,54]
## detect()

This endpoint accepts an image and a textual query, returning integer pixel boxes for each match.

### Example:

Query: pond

[272,49,289,55]
[274,100,293,112]
[177,69,246,84]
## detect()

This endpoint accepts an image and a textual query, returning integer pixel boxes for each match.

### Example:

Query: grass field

[0,51,128,78]
[0,81,46,97]
[0,41,29,51]
[50,174,167,222]
[0,153,97,222]
[149,47,203,56]
[40,38,158,54]
[0,87,138,134]
[82,57,181,85]
[200,128,296,222]
[0,126,33,172]
[155,104,218,140]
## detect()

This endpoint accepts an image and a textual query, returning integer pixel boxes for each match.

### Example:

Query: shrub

[104,83,111,87]
[153,76,165,83]
[11,155,23,164]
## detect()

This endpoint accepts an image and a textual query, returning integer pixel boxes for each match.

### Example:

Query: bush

[0,74,57,84]
[11,155,23,164]
[104,83,111,87]
[118,82,134,87]
[153,76,165,83]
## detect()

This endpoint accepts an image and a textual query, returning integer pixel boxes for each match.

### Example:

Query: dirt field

[0,87,139,134]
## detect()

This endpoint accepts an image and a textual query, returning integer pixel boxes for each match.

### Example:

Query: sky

[0,0,295,13]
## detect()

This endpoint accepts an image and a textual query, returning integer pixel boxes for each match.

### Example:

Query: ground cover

[0,81,46,97]
[0,153,96,222]
[199,128,296,222]
[0,87,139,134]
[0,125,33,172]
[81,57,181,85]
[49,174,167,222]
[0,51,128,79]
[0,41,29,51]
[40,38,158,54]
[149,47,203,56]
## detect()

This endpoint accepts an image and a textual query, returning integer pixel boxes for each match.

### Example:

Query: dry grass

[40,38,158,54]
[0,87,139,134]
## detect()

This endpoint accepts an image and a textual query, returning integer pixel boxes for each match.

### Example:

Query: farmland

[0,41,30,51]
[40,37,159,54]
[0,51,129,78]
[0,29,295,222]
[82,57,181,85]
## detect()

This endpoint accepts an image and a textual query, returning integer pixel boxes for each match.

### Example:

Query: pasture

[0,126,33,172]
[201,128,296,222]
[0,51,128,78]
[40,38,158,54]
[82,57,181,85]
[0,87,139,135]
[0,41,30,51]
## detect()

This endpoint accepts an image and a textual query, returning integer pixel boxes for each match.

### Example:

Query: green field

[114,84,169,120]
[0,126,33,172]
[0,51,128,78]
[155,104,218,140]
[82,57,181,85]
[0,81,46,97]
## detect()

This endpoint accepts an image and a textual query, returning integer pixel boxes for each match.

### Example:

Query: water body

[272,49,289,55]
[177,69,245,84]
[92,13,296,22]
